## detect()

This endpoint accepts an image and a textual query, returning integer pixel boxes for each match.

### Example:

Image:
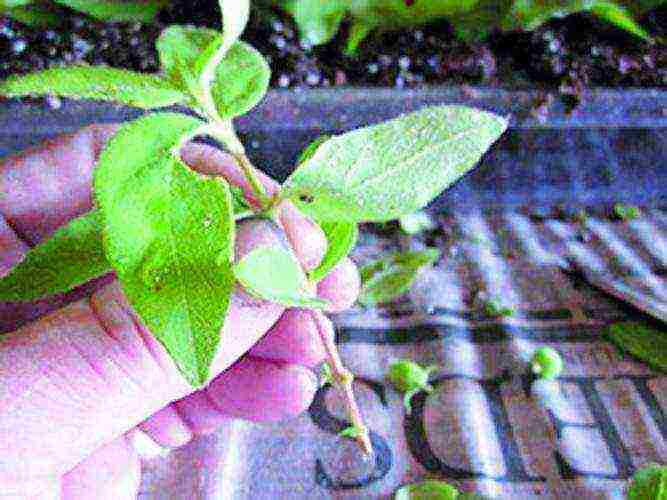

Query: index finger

[0,124,118,245]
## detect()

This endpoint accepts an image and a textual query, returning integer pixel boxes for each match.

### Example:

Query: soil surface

[0,0,665,107]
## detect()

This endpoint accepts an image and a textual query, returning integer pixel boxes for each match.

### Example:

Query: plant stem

[310,310,372,456]
[205,122,272,211]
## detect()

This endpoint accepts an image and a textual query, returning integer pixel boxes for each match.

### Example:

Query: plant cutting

[0,0,507,456]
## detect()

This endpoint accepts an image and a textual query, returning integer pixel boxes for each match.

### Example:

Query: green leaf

[359,248,440,306]
[0,0,31,8]
[52,0,166,22]
[605,322,667,373]
[0,0,32,8]
[157,25,220,91]
[5,4,60,26]
[308,221,358,283]
[0,210,110,302]
[590,1,652,41]
[233,245,328,308]
[627,464,667,500]
[297,135,332,165]
[0,66,186,109]
[285,0,350,45]
[157,25,270,119]
[394,480,460,500]
[230,184,254,218]
[614,203,642,221]
[282,105,508,223]
[503,0,652,39]
[206,40,271,119]
[94,112,236,388]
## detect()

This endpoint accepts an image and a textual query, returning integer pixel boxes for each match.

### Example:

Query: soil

[0,0,665,108]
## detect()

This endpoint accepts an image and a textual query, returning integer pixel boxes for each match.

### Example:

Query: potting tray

[0,88,666,499]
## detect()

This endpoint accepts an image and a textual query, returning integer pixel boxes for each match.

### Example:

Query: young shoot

[0,0,508,457]
[387,359,439,414]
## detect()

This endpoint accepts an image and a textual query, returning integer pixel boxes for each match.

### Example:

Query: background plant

[273,0,664,55]
[0,0,167,26]
[0,0,507,454]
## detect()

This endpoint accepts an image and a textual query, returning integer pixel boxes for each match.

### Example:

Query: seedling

[1,0,166,27]
[531,347,564,380]
[276,0,656,55]
[483,298,514,318]
[627,463,667,500]
[387,359,438,414]
[0,0,507,456]
[394,479,490,499]
[614,203,642,221]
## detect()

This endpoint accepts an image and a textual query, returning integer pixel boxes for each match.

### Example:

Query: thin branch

[311,310,372,456]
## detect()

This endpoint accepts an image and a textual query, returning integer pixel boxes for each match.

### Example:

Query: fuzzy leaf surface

[157,25,270,119]
[233,246,327,308]
[94,112,236,388]
[0,210,110,302]
[0,66,185,109]
[282,105,508,223]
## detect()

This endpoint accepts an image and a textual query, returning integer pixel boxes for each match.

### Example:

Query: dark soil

[0,0,665,105]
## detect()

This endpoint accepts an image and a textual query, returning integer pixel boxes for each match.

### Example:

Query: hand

[0,125,361,498]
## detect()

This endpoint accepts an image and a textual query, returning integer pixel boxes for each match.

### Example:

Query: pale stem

[205,122,272,210]
[311,310,373,456]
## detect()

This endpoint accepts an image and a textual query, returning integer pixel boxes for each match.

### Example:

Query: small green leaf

[285,0,350,45]
[157,25,270,120]
[590,1,652,41]
[282,106,508,223]
[94,112,236,388]
[627,464,667,500]
[399,210,436,235]
[483,299,514,318]
[395,480,460,500]
[230,185,254,217]
[157,25,220,91]
[53,0,166,22]
[614,203,642,221]
[297,135,332,165]
[233,245,328,308]
[359,248,440,306]
[0,210,110,302]
[605,322,667,373]
[309,221,358,283]
[206,41,271,119]
[0,66,186,109]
